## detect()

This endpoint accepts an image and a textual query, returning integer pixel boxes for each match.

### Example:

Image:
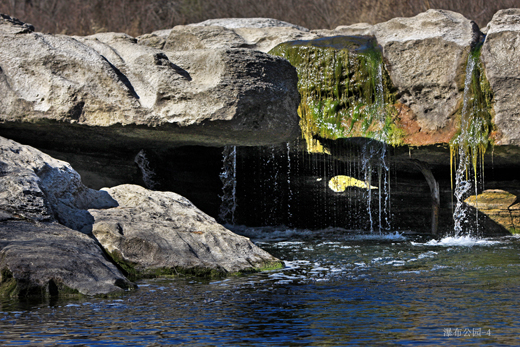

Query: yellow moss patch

[328,175,377,192]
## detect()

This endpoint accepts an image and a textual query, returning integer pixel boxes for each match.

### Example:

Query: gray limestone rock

[0,14,300,149]
[481,9,520,146]
[90,184,282,276]
[0,136,282,290]
[0,220,133,297]
[312,23,375,37]
[374,10,483,133]
[142,23,319,54]
[0,136,116,231]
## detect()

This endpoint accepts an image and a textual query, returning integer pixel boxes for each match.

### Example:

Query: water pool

[1,229,519,346]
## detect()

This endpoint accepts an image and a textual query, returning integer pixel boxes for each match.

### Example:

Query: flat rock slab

[0,14,300,149]
[0,220,132,297]
[90,184,282,277]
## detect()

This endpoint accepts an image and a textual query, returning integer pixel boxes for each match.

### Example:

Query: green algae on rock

[269,36,402,152]
[449,44,495,192]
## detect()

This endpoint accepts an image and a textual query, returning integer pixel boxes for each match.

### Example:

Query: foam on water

[413,236,501,247]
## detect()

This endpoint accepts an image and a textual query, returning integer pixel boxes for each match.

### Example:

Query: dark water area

[1,228,520,346]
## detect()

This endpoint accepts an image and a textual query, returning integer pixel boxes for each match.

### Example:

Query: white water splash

[413,236,501,247]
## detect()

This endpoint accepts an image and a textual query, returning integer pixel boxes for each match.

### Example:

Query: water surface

[1,228,519,346]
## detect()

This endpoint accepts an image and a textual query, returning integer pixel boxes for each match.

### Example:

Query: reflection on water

[1,229,520,346]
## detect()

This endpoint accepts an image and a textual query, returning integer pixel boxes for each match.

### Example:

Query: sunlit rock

[481,9,520,146]
[374,10,483,144]
[90,184,282,278]
[465,189,520,234]
[0,14,300,149]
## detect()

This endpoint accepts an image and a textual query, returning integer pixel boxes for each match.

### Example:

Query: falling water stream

[219,145,237,225]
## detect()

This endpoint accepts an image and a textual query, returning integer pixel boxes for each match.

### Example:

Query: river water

[1,228,520,346]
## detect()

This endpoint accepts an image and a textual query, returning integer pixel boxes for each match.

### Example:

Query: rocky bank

[0,136,281,297]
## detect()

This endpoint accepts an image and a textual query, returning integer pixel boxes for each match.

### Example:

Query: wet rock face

[0,14,300,149]
[374,10,483,142]
[481,9,520,146]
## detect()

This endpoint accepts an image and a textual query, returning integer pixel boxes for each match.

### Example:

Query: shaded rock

[0,136,117,232]
[481,9,520,146]
[465,189,520,234]
[1,136,282,285]
[0,14,300,149]
[374,10,483,144]
[0,220,133,297]
[90,184,283,277]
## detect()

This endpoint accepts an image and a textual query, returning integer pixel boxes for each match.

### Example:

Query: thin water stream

[1,229,519,346]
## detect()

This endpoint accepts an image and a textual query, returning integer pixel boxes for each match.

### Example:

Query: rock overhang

[0,14,301,150]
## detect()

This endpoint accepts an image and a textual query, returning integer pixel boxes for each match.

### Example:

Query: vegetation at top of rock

[0,0,517,36]
[270,36,402,151]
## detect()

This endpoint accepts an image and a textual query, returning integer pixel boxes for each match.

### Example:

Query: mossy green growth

[450,44,495,188]
[508,228,520,235]
[106,249,140,281]
[0,268,18,297]
[269,36,402,151]
[255,260,284,272]
[107,248,282,280]
[148,266,224,279]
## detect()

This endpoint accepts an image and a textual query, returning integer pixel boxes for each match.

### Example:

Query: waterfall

[286,142,293,222]
[451,45,492,237]
[219,145,237,225]
[135,149,157,189]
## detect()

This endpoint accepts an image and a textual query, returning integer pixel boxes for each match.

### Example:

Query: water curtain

[219,145,237,225]
[218,37,397,231]
[450,45,494,237]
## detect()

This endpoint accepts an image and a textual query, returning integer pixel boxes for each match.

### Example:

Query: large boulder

[0,220,133,297]
[0,14,300,149]
[0,137,117,231]
[481,9,520,146]
[90,184,282,277]
[0,136,132,297]
[374,10,483,145]
[190,18,309,31]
